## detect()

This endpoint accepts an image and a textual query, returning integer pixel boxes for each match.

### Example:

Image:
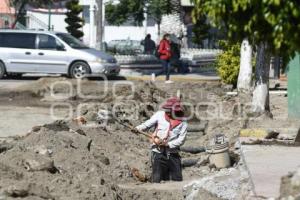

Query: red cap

[162,97,183,111]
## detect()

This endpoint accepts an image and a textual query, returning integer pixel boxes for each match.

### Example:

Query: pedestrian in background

[156,33,173,84]
[170,37,189,74]
[141,34,156,55]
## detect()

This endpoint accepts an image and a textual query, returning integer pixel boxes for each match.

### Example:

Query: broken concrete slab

[183,168,252,200]
[280,167,300,199]
[4,183,29,198]
[4,182,54,199]
[23,155,56,173]
[241,145,300,198]
[240,129,279,139]
[294,128,300,143]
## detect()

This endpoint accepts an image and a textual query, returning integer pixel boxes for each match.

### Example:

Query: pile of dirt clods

[0,119,162,200]
[0,79,246,200]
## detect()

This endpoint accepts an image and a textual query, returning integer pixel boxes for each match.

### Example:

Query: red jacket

[158,39,171,60]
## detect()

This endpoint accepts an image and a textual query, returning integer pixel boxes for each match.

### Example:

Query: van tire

[0,62,6,79]
[69,61,91,79]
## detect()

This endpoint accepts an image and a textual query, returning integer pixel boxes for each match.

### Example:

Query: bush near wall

[216,41,240,87]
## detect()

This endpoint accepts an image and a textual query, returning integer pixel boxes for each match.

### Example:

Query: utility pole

[48,2,51,31]
[143,2,149,37]
[89,1,95,47]
[95,0,103,50]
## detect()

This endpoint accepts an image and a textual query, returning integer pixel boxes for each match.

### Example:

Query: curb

[125,76,221,82]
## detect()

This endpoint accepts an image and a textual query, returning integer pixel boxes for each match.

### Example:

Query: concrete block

[240,129,268,138]
[295,128,300,143]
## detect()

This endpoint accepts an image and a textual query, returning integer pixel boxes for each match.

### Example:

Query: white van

[0,30,120,79]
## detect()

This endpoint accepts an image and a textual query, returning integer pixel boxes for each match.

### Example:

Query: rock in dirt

[74,129,86,136]
[0,163,23,181]
[131,168,147,182]
[23,154,57,173]
[184,168,252,200]
[0,142,14,154]
[4,183,29,198]
[33,145,53,156]
[280,167,300,199]
[43,120,69,132]
[93,152,110,165]
[4,182,53,199]
[265,130,280,139]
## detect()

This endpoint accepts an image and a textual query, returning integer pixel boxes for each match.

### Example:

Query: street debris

[2,77,294,199]
[280,167,300,199]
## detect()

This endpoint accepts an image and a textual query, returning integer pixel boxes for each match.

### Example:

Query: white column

[102,1,105,45]
[143,3,149,37]
[143,11,147,36]
[89,2,95,47]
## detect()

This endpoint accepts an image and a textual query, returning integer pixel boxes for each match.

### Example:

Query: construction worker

[135,97,188,183]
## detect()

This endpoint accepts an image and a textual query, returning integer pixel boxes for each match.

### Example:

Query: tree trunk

[251,42,271,114]
[12,0,28,28]
[274,55,280,79]
[95,0,103,50]
[237,39,253,93]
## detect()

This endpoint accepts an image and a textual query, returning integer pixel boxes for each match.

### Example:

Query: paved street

[0,79,37,90]
[0,72,220,90]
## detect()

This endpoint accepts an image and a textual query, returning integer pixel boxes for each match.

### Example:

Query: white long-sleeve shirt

[136,111,188,153]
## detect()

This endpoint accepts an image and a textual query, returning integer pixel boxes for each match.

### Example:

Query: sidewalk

[125,72,220,82]
[241,144,300,198]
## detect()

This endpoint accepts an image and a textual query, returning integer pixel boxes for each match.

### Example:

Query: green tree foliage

[105,0,175,26]
[65,0,84,39]
[192,15,211,47]
[216,41,240,86]
[192,0,300,114]
[10,0,53,27]
[105,1,129,26]
[192,0,300,61]
[148,0,173,25]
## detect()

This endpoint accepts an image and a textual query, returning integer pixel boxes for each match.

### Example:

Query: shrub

[216,41,241,87]
[65,0,84,39]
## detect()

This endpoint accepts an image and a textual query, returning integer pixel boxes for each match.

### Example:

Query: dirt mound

[0,120,151,199]
[14,78,68,98]
[76,81,167,127]
[0,79,250,199]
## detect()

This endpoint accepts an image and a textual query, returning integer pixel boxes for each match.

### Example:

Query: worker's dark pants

[156,59,171,81]
[151,151,182,183]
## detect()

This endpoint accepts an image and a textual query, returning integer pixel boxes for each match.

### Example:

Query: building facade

[0,0,15,29]
[24,0,157,47]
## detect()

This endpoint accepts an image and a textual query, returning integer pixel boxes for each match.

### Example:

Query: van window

[0,33,36,49]
[56,33,88,49]
[38,34,58,50]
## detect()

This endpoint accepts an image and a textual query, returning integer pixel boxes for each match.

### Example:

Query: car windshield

[56,33,89,49]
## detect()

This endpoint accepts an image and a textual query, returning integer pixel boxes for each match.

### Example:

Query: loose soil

[0,77,295,199]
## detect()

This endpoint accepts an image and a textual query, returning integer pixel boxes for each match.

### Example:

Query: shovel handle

[127,124,152,139]
[114,119,152,139]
